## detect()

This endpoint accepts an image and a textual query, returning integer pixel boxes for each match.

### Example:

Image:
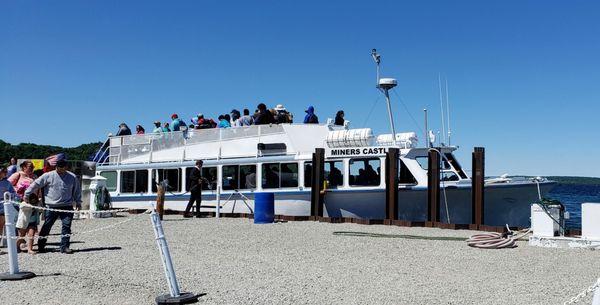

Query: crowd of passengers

[114,103,347,136]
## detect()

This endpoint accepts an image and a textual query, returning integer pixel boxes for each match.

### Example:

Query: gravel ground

[1,214,599,305]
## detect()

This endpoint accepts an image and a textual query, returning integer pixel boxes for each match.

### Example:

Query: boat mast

[371,49,398,146]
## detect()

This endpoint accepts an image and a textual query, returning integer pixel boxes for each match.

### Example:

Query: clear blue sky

[1,1,599,177]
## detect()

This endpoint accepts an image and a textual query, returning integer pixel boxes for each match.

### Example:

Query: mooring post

[310,148,325,218]
[0,192,36,281]
[156,182,165,220]
[472,147,485,226]
[150,209,199,304]
[385,148,399,220]
[427,149,441,223]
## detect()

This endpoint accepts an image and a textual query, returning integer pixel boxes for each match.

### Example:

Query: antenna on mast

[438,73,446,146]
[371,49,398,145]
[445,78,451,146]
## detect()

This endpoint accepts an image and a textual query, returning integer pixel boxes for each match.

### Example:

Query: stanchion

[216,186,221,219]
[150,209,199,304]
[593,284,600,305]
[0,192,36,281]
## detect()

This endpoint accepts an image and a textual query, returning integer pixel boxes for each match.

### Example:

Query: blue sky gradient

[1,1,599,176]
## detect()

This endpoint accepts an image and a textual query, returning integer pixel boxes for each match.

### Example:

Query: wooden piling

[472,147,485,226]
[427,149,440,222]
[310,148,325,217]
[156,183,165,220]
[385,148,399,220]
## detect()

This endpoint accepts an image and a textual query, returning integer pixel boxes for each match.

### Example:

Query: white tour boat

[94,51,555,227]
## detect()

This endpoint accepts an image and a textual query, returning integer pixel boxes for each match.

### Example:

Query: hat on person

[275,104,286,111]
[305,106,315,113]
[171,114,178,119]
[197,113,204,118]
[56,159,68,168]
[154,120,161,125]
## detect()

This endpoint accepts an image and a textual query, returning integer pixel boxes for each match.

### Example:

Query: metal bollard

[150,209,199,304]
[0,192,36,281]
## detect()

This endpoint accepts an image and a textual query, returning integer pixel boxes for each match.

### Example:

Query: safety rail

[96,124,287,166]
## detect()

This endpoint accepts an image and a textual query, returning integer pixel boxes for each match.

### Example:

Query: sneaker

[61,248,74,254]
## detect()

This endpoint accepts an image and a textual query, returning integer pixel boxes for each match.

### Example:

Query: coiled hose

[467,228,531,249]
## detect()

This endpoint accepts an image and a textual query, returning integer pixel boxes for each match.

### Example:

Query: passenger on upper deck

[230,109,241,127]
[238,109,254,126]
[196,114,216,129]
[170,114,184,132]
[334,110,345,126]
[163,122,171,132]
[274,104,292,124]
[303,106,319,124]
[152,121,162,133]
[116,123,132,136]
[217,115,231,128]
[255,103,275,125]
[136,125,145,135]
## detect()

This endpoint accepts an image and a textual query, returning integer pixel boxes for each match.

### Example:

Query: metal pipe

[424,109,428,148]
[150,210,181,297]
[383,89,397,146]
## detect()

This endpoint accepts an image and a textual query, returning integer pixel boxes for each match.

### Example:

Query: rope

[564,277,600,304]
[1,209,152,241]
[20,203,134,214]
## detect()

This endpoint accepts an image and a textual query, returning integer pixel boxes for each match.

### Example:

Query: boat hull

[109,182,555,227]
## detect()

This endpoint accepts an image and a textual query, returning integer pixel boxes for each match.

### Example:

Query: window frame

[151,168,182,193]
[348,157,381,187]
[120,169,148,194]
[99,171,118,192]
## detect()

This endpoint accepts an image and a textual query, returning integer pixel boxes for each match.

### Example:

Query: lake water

[546,184,600,229]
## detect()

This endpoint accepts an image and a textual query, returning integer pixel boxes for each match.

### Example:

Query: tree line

[0,139,102,164]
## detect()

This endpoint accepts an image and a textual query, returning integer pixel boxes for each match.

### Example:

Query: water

[546,184,600,229]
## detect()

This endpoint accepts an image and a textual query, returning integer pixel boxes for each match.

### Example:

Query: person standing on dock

[24,159,82,254]
[184,160,203,218]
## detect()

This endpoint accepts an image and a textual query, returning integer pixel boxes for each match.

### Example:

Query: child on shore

[16,193,40,254]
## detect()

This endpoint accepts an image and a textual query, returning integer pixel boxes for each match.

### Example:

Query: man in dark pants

[184,160,203,218]
[25,159,82,254]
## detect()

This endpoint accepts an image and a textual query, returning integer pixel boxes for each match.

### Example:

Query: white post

[216,186,221,219]
[150,210,181,297]
[1,192,35,280]
[4,193,18,274]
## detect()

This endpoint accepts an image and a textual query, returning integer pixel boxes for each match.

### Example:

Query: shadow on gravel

[46,241,84,245]
[72,246,122,253]
[162,219,189,222]
[333,231,466,241]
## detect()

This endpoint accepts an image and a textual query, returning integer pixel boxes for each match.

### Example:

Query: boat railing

[97,124,287,166]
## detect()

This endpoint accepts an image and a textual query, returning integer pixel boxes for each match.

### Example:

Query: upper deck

[96,123,420,167]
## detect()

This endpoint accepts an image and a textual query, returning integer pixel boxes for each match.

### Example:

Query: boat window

[441,171,460,182]
[222,165,239,191]
[325,161,343,188]
[239,165,257,189]
[444,153,468,179]
[262,163,280,189]
[152,169,181,193]
[304,162,312,187]
[415,156,451,171]
[349,158,380,186]
[99,171,117,192]
[280,163,298,188]
[399,159,417,185]
[201,167,217,191]
[120,170,148,193]
[303,161,343,188]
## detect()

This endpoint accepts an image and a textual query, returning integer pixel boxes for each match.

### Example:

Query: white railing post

[593,282,600,305]
[216,186,221,219]
[0,192,35,281]
[150,209,199,304]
